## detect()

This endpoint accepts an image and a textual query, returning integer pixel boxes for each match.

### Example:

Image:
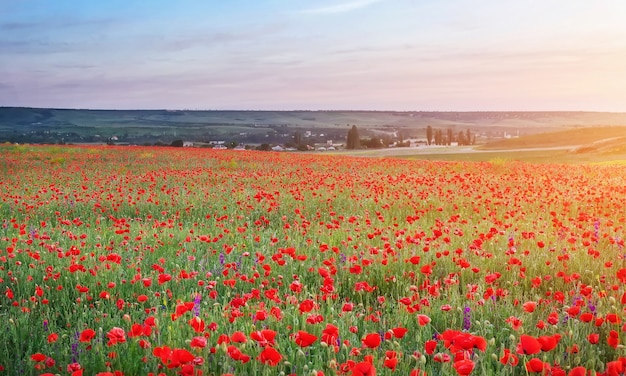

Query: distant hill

[480,126,626,150]
[2,107,626,145]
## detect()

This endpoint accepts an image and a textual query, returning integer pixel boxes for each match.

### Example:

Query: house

[183,141,194,147]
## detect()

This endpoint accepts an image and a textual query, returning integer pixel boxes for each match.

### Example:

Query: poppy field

[1,144,626,376]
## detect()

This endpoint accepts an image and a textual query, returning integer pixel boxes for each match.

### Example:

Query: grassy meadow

[1,144,626,375]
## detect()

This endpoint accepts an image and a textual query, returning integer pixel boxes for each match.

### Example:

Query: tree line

[426,125,475,146]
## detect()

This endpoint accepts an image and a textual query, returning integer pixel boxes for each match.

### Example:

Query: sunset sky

[2,0,626,111]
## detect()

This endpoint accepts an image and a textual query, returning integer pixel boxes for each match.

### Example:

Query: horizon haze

[2,1,626,112]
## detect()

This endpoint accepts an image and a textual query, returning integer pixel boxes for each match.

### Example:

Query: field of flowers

[1,144,625,376]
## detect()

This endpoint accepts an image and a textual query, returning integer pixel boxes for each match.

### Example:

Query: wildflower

[79,329,96,343]
[258,347,282,366]
[462,306,471,330]
[106,327,126,346]
[352,356,376,376]
[362,333,381,348]
[294,330,318,347]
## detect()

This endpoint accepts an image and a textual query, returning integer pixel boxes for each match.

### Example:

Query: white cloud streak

[298,0,385,15]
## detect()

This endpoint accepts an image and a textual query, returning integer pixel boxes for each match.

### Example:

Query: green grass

[400,149,626,164]
[479,126,626,150]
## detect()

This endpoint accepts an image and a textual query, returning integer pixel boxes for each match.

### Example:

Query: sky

[1,0,626,111]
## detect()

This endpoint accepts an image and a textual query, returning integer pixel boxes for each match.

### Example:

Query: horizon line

[2,106,626,114]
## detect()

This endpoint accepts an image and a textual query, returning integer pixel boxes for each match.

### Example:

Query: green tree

[426,125,433,146]
[434,129,442,145]
[346,125,360,149]
[294,131,302,147]
[457,131,467,146]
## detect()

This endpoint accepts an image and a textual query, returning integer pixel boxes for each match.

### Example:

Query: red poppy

[250,329,277,347]
[258,347,282,366]
[383,351,398,371]
[321,324,339,346]
[299,299,315,314]
[294,330,318,347]
[425,339,438,355]
[500,349,519,366]
[362,333,381,348]
[391,327,408,339]
[522,301,537,313]
[453,359,474,376]
[567,366,587,376]
[579,312,594,323]
[231,331,247,343]
[525,358,546,373]
[79,329,96,343]
[608,330,620,349]
[190,336,207,349]
[171,348,196,365]
[417,314,431,326]
[537,334,561,352]
[606,360,624,375]
[587,333,599,344]
[517,335,541,355]
[188,317,205,333]
[106,327,126,346]
[30,353,46,362]
[607,313,621,325]
[352,360,376,376]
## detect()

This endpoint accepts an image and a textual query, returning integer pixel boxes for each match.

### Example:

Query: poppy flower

[522,301,537,313]
[525,358,546,373]
[79,329,96,343]
[567,366,587,376]
[500,349,519,366]
[294,330,318,347]
[250,329,277,347]
[190,336,207,349]
[425,339,438,355]
[383,351,398,371]
[453,359,474,376]
[433,352,451,363]
[188,317,205,333]
[171,348,196,365]
[391,327,408,339]
[258,347,282,366]
[608,330,620,349]
[606,360,624,375]
[537,334,561,352]
[231,331,247,343]
[30,353,46,362]
[352,359,376,376]
[362,333,381,348]
[579,312,594,323]
[321,324,339,346]
[417,314,431,326]
[607,313,621,325]
[517,335,541,355]
[106,327,126,346]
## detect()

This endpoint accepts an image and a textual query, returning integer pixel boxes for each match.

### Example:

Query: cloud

[298,0,385,15]
[0,18,116,32]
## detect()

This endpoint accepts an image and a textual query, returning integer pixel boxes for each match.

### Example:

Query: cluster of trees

[426,126,475,146]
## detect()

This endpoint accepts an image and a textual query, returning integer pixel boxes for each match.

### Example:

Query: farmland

[1,144,626,375]
[3,107,626,146]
